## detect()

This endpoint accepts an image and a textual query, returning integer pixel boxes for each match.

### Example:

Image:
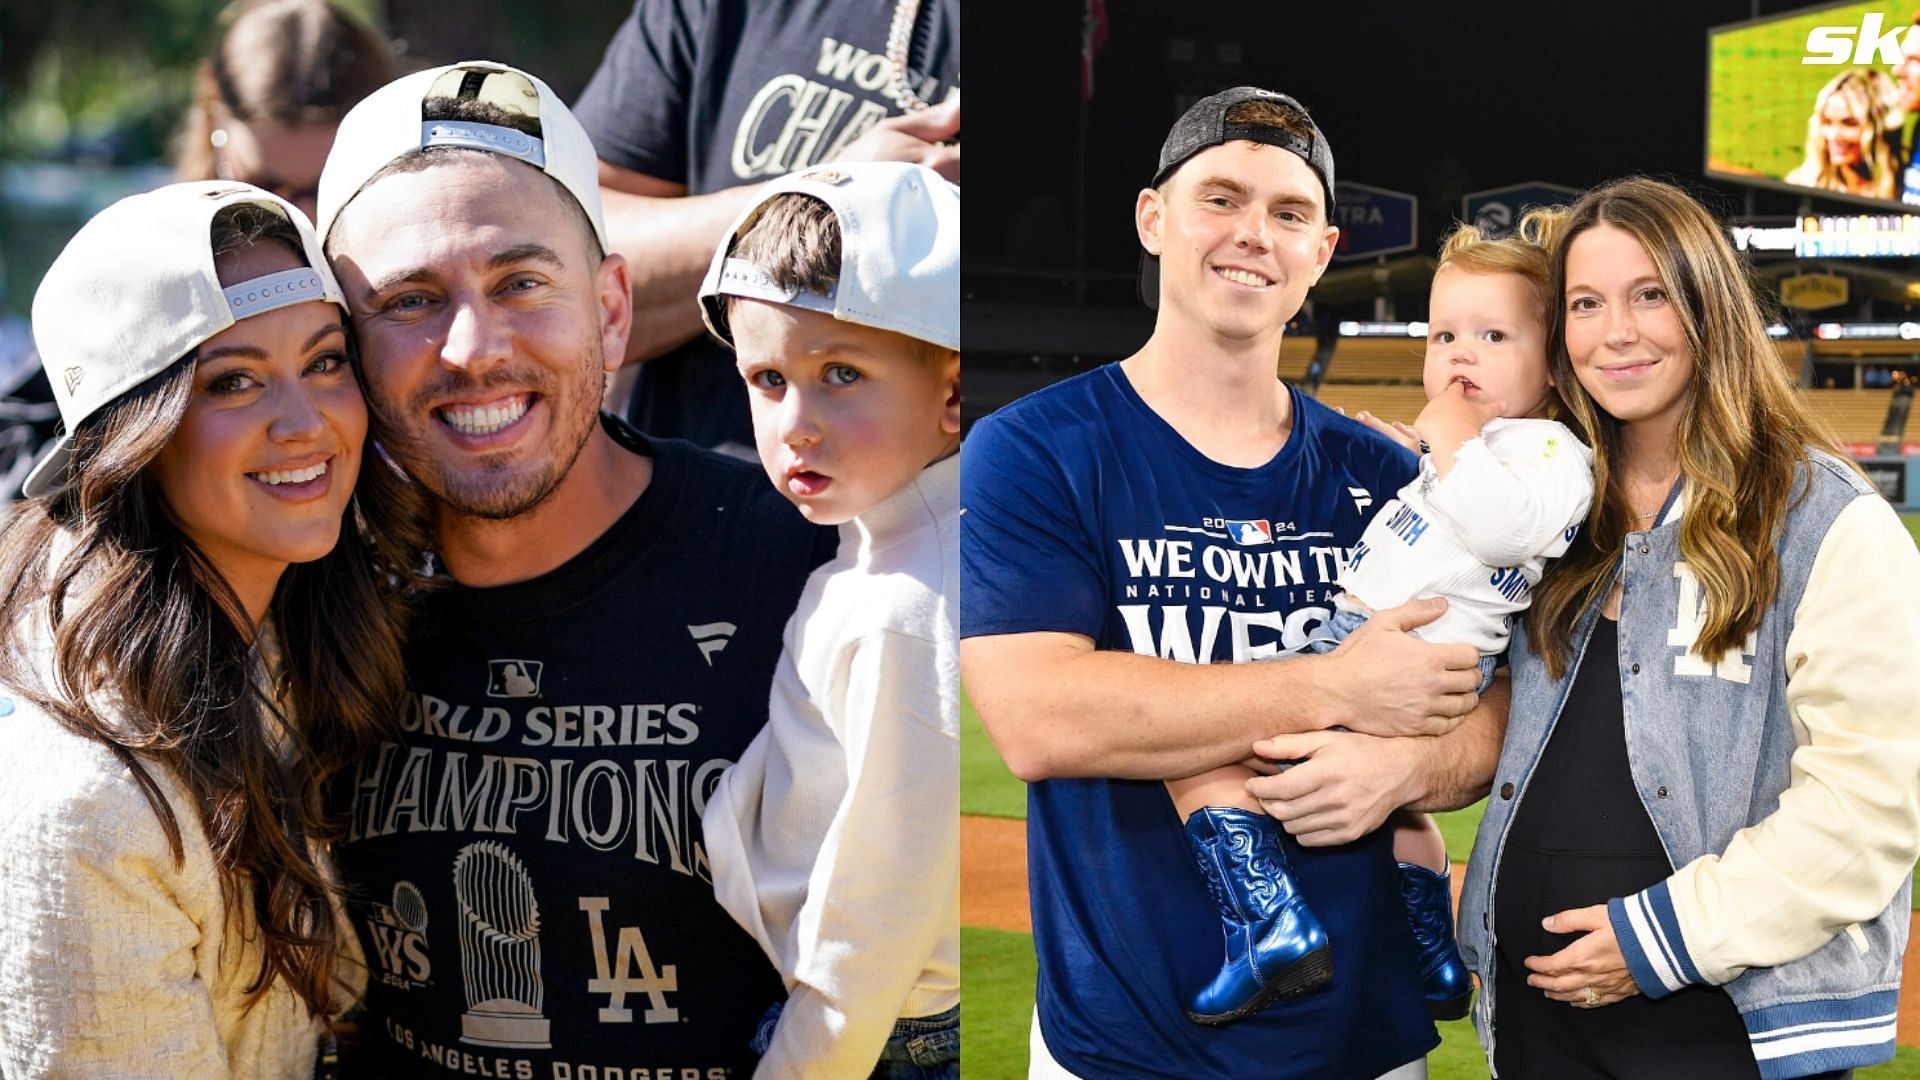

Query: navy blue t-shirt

[573,0,960,452]
[331,422,836,1078]
[960,365,1436,1078]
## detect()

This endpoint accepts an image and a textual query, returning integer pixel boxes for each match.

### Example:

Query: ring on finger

[1581,986,1601,1007]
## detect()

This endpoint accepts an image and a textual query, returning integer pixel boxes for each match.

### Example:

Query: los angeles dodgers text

[379,1017,732,1080]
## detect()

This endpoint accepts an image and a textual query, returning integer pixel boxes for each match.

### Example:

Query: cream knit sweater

[0,649,331,1077]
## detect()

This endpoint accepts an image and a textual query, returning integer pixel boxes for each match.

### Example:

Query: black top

[1500,617,1668,861]
[1492,617,1759,1080]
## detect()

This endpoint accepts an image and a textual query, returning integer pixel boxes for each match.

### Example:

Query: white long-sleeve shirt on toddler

[1337,417,1595,654]
[703,452,960,1079]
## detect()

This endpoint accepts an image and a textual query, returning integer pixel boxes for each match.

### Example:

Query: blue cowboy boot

[1184,806,1333,1025]
[1398,861,1473,1020]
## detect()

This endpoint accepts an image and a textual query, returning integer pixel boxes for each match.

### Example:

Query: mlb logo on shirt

[486,659,543,699]
[1226,519,1272,546]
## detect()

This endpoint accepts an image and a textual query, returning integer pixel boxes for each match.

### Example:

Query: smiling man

[314,61,832,1077]
[960,87,1509,1079]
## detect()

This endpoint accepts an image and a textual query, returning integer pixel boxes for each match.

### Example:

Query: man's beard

[372,342,604,523]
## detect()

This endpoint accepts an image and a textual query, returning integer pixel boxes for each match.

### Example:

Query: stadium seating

[1775,340,1806,373]
[1320,336,1425,384]
[1313,384,1430,424]
[1800,388,1900,444]
[1276,336,1315,381]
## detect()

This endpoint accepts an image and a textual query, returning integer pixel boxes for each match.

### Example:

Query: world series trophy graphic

[454,840,552,1048]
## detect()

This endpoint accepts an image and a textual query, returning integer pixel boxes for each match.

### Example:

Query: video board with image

[1709,2,1920,211]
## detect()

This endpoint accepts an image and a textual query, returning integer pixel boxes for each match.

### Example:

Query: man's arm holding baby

[962,601,1484,783]
[1247,671,1510,846]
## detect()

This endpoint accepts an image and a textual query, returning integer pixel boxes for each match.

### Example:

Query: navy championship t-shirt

[331,421,835,1078]
[961,365,1438,1078]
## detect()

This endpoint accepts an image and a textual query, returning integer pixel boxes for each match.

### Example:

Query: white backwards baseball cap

[25,181,348,499]
[698,161,959,351]
[315,60,609,252]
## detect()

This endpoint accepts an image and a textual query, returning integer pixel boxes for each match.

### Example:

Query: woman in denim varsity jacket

[1457,177,1920,1079]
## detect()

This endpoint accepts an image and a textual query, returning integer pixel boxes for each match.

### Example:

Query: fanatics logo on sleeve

[1349,487,1374,514]
[486,660,543,699]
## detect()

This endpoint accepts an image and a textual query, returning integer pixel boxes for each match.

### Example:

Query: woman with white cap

[0,181,429,1077]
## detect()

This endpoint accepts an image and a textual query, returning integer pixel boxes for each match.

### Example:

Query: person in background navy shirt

[573,0,959,456]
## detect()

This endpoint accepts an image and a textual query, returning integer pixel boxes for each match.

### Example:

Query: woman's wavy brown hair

[1525,177,1847,679]
[0,204,432,1016]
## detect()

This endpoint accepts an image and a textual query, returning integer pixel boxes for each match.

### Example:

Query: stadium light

[1337,321,1427,338]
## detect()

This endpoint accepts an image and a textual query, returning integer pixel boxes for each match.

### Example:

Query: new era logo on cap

[421,119,544,164]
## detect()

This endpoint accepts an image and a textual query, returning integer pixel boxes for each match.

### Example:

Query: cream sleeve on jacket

[0,730,231,1078]
[755,629,960,1079]
[1611,494,1920,992]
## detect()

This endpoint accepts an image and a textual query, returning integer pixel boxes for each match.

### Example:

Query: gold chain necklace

[885,0,931,113]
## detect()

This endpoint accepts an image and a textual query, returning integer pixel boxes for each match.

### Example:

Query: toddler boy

[697,161,961,1079]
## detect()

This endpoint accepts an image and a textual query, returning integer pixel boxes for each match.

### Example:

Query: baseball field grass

[959,511,1920,1078]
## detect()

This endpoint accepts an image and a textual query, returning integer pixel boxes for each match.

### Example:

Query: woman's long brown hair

[0,204,432,1016]
[1525,177,1847,679]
